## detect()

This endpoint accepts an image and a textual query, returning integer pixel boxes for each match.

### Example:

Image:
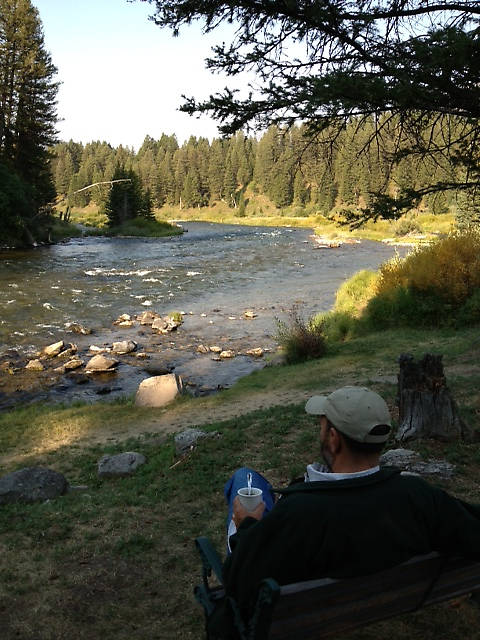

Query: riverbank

[67,202,455,244]
[0,324,479,639]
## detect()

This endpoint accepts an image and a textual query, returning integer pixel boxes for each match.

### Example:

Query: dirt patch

[74,387,317,448]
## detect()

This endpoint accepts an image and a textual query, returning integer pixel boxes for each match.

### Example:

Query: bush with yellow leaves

[366,231,480,328]
[376,231,480,304]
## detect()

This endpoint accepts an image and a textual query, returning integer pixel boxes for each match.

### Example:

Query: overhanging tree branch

[141,0,480,218]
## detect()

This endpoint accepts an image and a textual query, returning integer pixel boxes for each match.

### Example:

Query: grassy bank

[56,205,183,238]
[0,324,479,639]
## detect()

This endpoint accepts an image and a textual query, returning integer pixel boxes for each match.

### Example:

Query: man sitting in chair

[210,386,480,639]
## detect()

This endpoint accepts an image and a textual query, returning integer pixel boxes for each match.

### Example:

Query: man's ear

[329,427,342,454]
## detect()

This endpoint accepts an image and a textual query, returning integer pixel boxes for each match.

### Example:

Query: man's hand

[232,495,265,528]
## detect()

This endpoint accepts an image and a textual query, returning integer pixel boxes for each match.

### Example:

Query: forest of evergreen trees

[52,118,469,221]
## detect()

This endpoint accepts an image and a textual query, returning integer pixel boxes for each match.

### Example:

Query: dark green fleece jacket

[214,467,480,637]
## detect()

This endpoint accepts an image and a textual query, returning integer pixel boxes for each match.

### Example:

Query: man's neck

[330,456,380,474]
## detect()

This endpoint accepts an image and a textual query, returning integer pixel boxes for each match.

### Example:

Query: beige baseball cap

[305,386,391,443]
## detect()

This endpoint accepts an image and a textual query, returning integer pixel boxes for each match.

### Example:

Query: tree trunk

[396,353,470,442]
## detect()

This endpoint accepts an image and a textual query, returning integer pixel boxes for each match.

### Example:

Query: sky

[32,0,240,148]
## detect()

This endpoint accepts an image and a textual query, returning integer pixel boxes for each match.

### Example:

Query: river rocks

[89,345,109,354]
[135,352,149,359]
[220,350,235,359]
[197,344,209,354]
[85,354,119,373]
[135,373,183,407]
[57,344,78,359]
[43,340,65,358]
[112,340,137,355]
[151,317,169,332]
[0,361,14,374]
[67,371,89,384]
[209,345,222,353]
[65,322,92,335]
[245,348,264,358]
[142,363,172,376]
[97,452,146,478]
[137,310,158,325]
[26,359,44,371]
[380,448,455,479]
[64,357,84,370]
[0,467,69,504]
[244,310,257,319]
[54,365,66,374]
[113,313,134,327]
[151,316,182,334]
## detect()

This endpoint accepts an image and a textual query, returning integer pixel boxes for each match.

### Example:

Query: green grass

[0,324,479,639]
[50,219,84,241]
[57,208,183,238]
[104,217,183,238]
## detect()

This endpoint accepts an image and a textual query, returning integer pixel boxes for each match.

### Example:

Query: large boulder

[135,374,183,407]
[97,452,146,478]
[85,354,118,373]
[0,467,68,504]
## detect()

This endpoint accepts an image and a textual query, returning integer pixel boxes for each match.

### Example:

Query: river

[0,222,403,407]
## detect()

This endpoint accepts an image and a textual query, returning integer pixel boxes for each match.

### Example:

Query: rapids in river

[0,222,403,407]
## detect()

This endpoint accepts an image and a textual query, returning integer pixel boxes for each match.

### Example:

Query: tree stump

[396,353,470,442]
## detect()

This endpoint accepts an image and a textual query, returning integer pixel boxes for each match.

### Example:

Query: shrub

[364,286,452,329]
[168,311,183,324]
[275,309,327,364]
[456,289,480,326]
[393,216,422,237]
[313,311,361,343]
[376,231,480,306]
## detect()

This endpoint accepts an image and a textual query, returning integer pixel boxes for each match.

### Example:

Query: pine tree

[104,167,144,226]
[208,138,227,201]
[456,189,480,230]
[0,0,59,244]
[141,188,155,220]
[293,170,309,206]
